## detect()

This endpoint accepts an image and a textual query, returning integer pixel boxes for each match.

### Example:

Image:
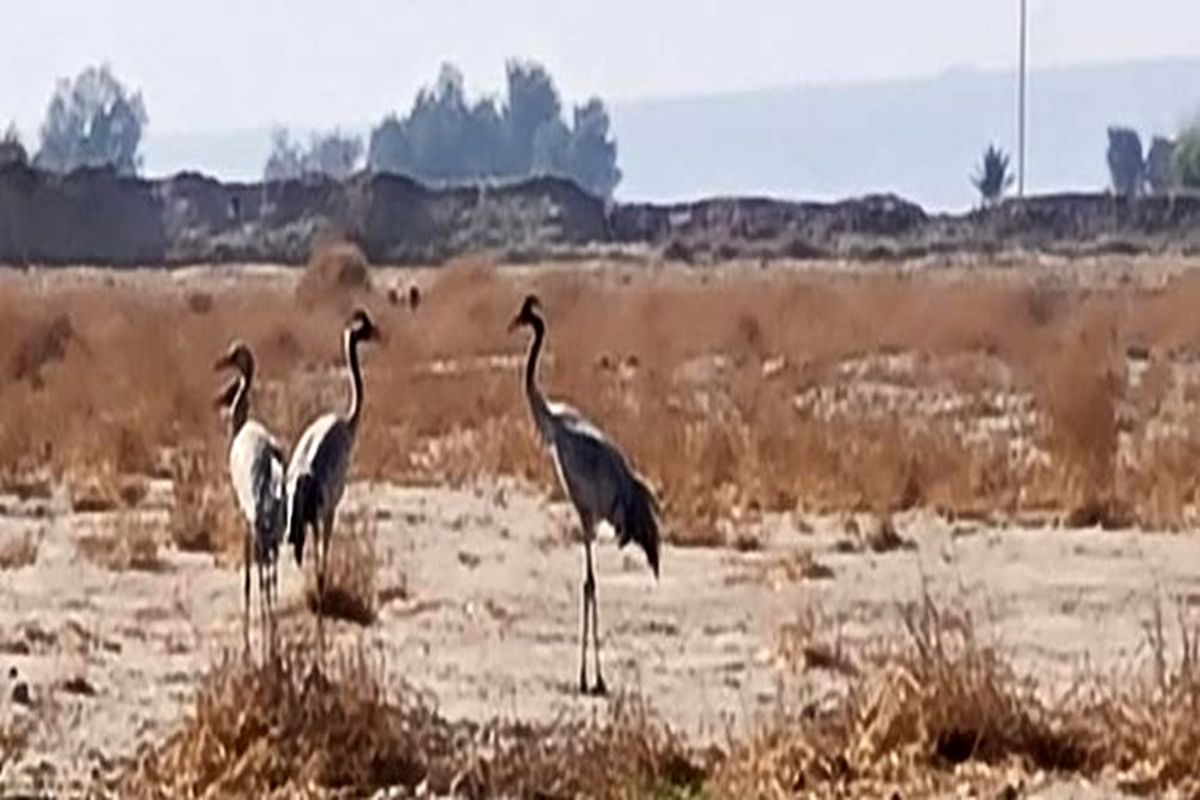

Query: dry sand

[0,477,1194,796]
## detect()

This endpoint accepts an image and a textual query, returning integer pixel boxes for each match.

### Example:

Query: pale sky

[3,0,1199,137]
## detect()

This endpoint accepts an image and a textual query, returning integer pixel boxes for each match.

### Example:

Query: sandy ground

[0,477,1197,796]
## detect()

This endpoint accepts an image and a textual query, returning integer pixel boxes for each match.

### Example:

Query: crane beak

[213,353,233,372]
[507,315,522,332]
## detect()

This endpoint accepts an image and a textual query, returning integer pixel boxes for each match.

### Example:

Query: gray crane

[285,309,380,641]
[214,342,286,654]
[509,294,661,695]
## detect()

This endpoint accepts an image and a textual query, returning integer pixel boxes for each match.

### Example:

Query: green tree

[35,65,147,176]
[263,129,363,181]
[971,144,1014,206]
[0,124,27,167]
[1106,127,1144,197]
[1145,136,1176,195]
[1175,124,1200,189]
[366,59,623,197]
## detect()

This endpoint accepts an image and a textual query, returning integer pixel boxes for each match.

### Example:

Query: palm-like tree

[972,144,1015,207]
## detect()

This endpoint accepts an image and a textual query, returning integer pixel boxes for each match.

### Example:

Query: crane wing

[548,403,661,576]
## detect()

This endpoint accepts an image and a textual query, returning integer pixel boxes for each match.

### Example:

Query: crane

[285,309,380,643]
[214,341,286,655]
[509,294,661,695]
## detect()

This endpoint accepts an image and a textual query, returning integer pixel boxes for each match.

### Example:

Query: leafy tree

[263,129,304,181]
[264,128,363,181]
[1106,127,1144,197]
[1145,136,1176,195]
[971,144,1014,206]
[1175,124,1200,190]
[35,65,147,176]
[0,124,28,167]
[504,61,562,173]
[366,59,623,198]
[565,99,622,199]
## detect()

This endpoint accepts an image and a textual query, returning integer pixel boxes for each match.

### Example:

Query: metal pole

[1018,0,1028,197]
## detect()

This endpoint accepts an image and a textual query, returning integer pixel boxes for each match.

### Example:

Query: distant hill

[143,57,1200,211]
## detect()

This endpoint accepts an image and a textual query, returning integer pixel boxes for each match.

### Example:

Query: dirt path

[0,479,1196,795]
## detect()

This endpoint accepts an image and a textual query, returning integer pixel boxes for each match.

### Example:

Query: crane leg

[314,520,326,652]
[242,533,251,657]
[257,560,268,661]
[585,539,607,696]
[579,547,590,694]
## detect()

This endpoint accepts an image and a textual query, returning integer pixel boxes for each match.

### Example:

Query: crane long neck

[524,314,553,437]
[345,327,364,431]
[230,373,250,437]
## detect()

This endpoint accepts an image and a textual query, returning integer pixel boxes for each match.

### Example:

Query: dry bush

[0,530,40,570]
[168,447,241,558]
[295,240,372,310]
[125,643,707,799]
[7,311,77,387]
[76,514,168,572]
[305,511,379,626]
[717,596,1099,798]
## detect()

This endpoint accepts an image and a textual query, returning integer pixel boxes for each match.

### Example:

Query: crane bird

[285,308,380,639]
[509,294,661,695]
[214,342,286,654]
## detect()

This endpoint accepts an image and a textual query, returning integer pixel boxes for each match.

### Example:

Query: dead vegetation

[123,590,1200,798]
[295,240,372,310]
[717,593,1200,798]
[304,512,380,626]
[168,448,240,558]
[0,530,40,570]
[76,514,168,573]
[124,643,705,799]
[3,259,1200,544]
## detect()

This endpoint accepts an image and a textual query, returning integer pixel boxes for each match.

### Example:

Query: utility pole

[1018,0,1028,198]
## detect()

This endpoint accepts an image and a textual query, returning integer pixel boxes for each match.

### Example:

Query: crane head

[508,294,543,331]
[349,308,381,343]
[214,341,254,376]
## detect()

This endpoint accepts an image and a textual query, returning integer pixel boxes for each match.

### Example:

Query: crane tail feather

[287,472,316,566]
[618,476,661,578]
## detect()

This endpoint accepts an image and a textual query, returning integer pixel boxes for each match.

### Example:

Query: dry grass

[295,240,372,311]
[124,642,707,799]
[76,514,169,572]
[304,511,379,626]
[168,447,241,558]
[3,259,1200,542]
[718,592,1200,798]
[0,529,40,570]
[125,590,1200,798]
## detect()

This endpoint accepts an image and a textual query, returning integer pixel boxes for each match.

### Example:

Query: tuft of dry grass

[76,514,169,573]
[295,240,372,310]
[304,511,379,626]
[0,530,40,570]
[168,447,241,558]
[125,642,708,799]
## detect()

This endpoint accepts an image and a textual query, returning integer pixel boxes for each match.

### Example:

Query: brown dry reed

[3,259,1200,542]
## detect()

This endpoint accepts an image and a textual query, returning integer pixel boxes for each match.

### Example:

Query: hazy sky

[3,0,1199,136]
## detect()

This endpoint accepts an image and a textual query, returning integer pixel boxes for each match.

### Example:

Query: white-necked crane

[509,294,661,695]
[285,308,380,642]
[214,341,286,655]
